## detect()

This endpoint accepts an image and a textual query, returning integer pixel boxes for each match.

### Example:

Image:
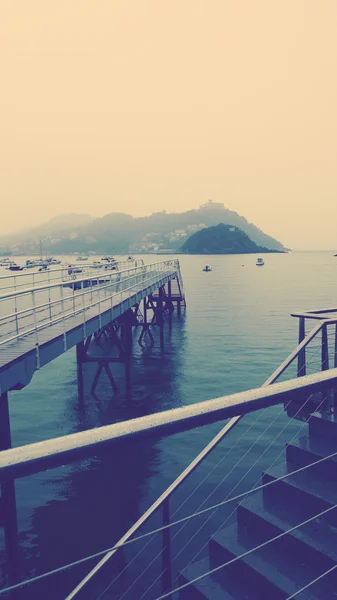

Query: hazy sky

[1,1,336,249]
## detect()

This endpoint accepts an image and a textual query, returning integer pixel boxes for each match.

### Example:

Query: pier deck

[0,260,184,395]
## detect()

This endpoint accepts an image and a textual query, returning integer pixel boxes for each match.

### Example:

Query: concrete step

[179,558,237,600]
[309,411,337,441]
[286,434,337,479]
[262,460,337,526]
[284,393,325,422]
[237,490,337,579]
[209,523,321,600]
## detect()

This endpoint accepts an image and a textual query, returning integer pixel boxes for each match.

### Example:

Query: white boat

[0,258,13,266]
[7,263,24,271]
[256,257,265,266]
[203,265,212,272]
[46,257,61,265]
[25,259,49,269]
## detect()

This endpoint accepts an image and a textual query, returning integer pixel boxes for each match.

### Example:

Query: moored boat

[25,259,49,269]
[256,257,265,266]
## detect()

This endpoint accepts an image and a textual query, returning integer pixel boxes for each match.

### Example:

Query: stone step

[262,460,337,526]
[309,412,337,441]
[209,523,322,600]
[237,490,337,579]
[179,558,237,600]
[286,434,337,479]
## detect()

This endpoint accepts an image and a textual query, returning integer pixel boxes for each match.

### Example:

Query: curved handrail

[64,317,337,598]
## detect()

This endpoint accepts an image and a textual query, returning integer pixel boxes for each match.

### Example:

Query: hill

[0,201,286,254]
[181,223,283,254]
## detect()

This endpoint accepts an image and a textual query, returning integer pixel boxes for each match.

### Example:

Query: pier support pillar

[76,341,85,402]
[0,392,19,585]
[123,320,133,396]
[138,297,154,346]
[168,280,173,331]
[159,288,165,352]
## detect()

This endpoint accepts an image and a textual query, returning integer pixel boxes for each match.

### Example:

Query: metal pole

[81,280,86,338]
[60,284,67,352]
[0,392,19,585]
[162,498,172,597]
[322,323,329,371]
[159,288,164,352]
[297,317,306,377]
[124,320,132,397]
[334,325,337,409]
[31,290,40,368]
[76,342,85,403]
[168,280,172,330]
[14,295,18,335]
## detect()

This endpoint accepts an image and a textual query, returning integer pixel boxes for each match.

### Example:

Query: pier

[0,259,186,586]
[0,259,185,398]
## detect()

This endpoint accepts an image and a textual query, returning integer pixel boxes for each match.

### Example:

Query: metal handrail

[63,316,337,598]
[0,368,335,480]
[0,267,178,348]
[0,260,178,301]
[0,264,172,326]
[0,258,145,285]
[0,301,334,596]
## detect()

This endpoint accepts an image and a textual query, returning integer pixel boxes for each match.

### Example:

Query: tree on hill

[181,223,282,254]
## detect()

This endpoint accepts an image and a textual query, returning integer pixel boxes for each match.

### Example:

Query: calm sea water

[0,251,336,599]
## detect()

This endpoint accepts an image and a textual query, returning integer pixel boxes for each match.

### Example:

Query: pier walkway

[0,259,185,396]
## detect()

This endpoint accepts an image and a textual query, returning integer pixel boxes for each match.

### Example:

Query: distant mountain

[181,223,283,254]
[0,201,286,254]
[30,214,95,235]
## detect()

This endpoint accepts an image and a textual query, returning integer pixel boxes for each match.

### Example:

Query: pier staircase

[180,408,337,599]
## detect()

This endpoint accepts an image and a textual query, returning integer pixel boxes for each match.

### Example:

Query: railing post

[81,280,86,338]
[31,290,40,368]
[162,498,172,598]
[334,324,337,410]
[321,323,329,371]
[297,317,306,377]
[159,287,165,352]
[168,279,173,330]
[14,295,19,335]
[0,392,19,586]
[60,284,67,351]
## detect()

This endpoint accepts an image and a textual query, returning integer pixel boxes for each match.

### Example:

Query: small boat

[101,256,115,263]
[256,257,265,266]
[76,256,88,261]
[8,264,24,271]
[203,265,212,272]
[46,257,61,265]
[25,259,49,269]
[0,258,12,266]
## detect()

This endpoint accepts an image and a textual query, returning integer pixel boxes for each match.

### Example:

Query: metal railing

[0,301,335,599]
[0,260,181,354]
[0,309,334,598]
[291,308,337,376]
[62,313,337,598]
[0,259,145,293]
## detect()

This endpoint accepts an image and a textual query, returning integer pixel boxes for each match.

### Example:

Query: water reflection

[3,311,187,598]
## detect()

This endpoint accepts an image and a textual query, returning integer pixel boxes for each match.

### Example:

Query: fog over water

[1,1,337,249]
